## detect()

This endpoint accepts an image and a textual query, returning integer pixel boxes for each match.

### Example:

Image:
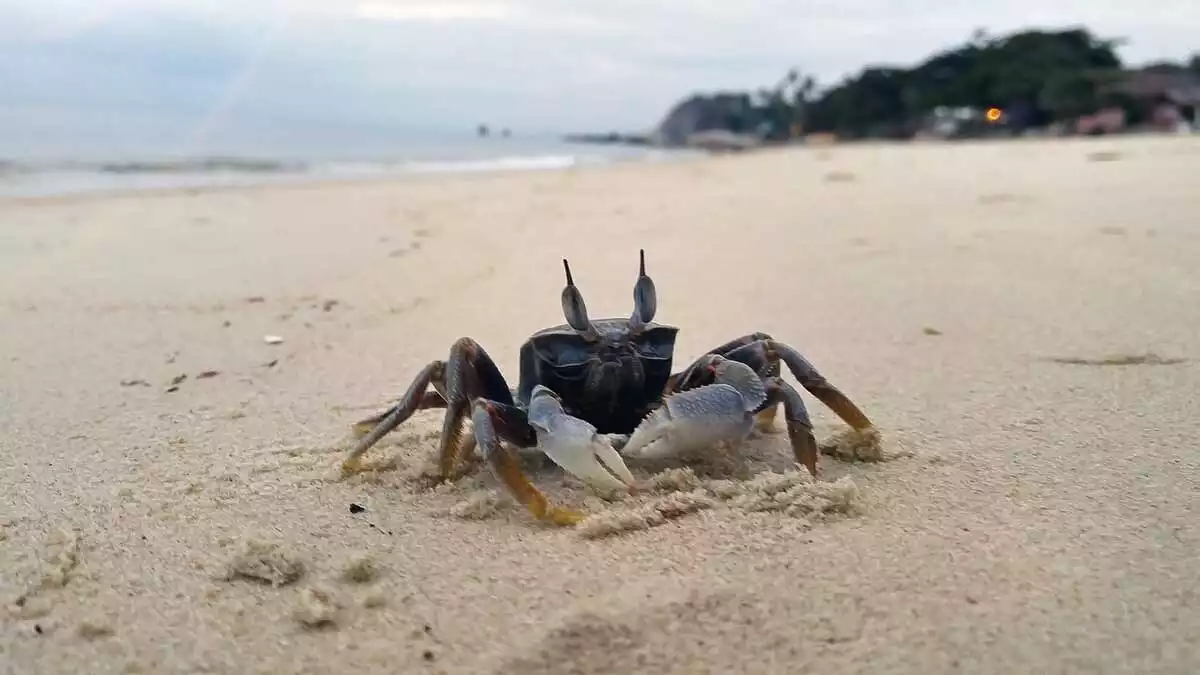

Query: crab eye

[632,249,656,324]
[560,258,595,335]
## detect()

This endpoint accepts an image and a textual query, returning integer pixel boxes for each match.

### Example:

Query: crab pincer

[620,356,769,462]
[527,385,637,493]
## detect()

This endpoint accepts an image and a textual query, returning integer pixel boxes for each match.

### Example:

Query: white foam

[397,153,582,174]
[0,147,698,198]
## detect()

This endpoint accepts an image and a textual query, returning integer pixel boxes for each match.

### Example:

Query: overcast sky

[1,0,1197,155]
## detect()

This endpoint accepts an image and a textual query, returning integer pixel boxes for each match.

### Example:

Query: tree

[651,25,1194,144]
[1038,71,1100,120]
[802,27,1126,135]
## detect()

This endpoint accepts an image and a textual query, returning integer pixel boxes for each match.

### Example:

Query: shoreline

[2,129,1190,205]
[0,156,685,207]
[0,142,700,203]
[5,131,1184,205]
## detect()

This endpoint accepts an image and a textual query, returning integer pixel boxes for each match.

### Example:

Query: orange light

[985,108,1002,122]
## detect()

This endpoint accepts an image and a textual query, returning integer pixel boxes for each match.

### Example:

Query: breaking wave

[0,147,690,198]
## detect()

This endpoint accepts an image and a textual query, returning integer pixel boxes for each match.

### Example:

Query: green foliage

[667,27,1197,142]
[1038,71,1100,120]
[800,27,1127,136]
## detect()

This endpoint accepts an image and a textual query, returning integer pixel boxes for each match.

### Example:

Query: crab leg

[343,337,507,477]
[674,333,873,432]
[343,337,592,525]
[433,337,516,478]
[353,391,448,436]
[469,398,588,525]
[761,377,820,475]
[759,340,871,431]
[668,333,779,430]
[343,360,449,474]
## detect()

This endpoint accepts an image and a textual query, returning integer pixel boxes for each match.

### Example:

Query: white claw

[540,430,633,492]
[591,440,637,487]
[528,385,636,492]
[622,383,756,461]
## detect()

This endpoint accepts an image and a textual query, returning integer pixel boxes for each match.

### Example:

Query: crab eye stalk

[629,249,657,330]
[560,258,595,334]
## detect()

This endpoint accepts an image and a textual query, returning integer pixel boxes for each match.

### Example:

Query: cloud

[1,0,1197,157]
[356,2,516,22]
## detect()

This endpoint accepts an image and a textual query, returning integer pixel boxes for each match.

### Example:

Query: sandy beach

[2,135,1199,674]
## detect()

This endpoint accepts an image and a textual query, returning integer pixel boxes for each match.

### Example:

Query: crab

[341,250,875,525]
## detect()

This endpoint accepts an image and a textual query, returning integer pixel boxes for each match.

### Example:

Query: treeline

[710,27,1200,140]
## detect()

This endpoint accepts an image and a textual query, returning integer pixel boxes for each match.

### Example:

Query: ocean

[0,133,696,199]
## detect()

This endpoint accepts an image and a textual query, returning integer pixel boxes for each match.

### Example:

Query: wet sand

[2,135,1199,674]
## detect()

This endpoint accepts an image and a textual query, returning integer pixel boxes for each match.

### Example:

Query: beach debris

[264,359,279,368]
[444,490,512,521]
[824,170,857,182]
[263,335,284,345]
[11,529,82,615]
[977,192,1022,205]
[922,326,943,336]
[294,586,339,628]
[365,522,394,536]
[322,299,339,312]
[349,503,366,514]
[341,249,879,527]
[819,426,885,462]
[245,296,266,303]
[120,378,151,387]
[339,552,379,584]
[164,374,187,393]
[224,540,304,587]
[1045,352,1186,367]
[196,370,220,379]
[78,619,115,640]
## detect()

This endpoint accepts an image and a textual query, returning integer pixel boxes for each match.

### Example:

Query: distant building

[1095,68,1200,132]
[1076,108,1127,135]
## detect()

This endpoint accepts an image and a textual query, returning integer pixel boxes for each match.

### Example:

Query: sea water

[0,128,695,198]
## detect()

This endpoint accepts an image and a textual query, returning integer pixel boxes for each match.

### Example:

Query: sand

[2,135,1199,674]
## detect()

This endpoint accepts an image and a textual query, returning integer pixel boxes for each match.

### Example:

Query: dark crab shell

[515,318,680,435]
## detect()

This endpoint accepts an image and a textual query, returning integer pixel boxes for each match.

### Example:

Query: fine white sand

[2,135,1199,674]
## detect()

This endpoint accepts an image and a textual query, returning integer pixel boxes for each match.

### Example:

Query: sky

[1,0,1197,158]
